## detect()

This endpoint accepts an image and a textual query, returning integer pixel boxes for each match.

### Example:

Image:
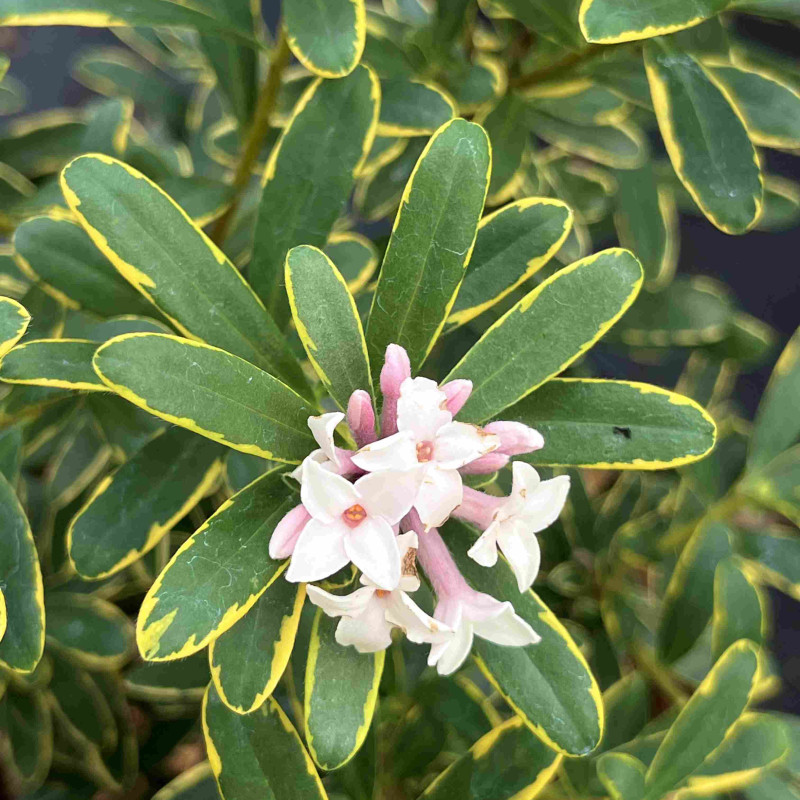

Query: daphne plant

[0,1,798,799]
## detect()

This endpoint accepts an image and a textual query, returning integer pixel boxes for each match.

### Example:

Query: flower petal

[352,431,418,472]
[497,523,542,592]
[472,602,540,647]
[519,473,571,533]
[301,457,359,522]
[385,592,451,645]
[307,585,375,618]
[344,517,402,590]
[434,421,499,470]
[397,376,451,442]
[467,524,500,568]
[434,620,474,675]
[308,412,344,465]
[415,466,463,529]
[269,504,310,559]
[355,468,422,525]
[336,600,394,652]
[285,518,350,583]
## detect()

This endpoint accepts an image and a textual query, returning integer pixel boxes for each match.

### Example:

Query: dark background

[1,3,798,714]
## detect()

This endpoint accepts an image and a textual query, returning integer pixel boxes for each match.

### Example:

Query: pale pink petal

[307,585,376,618]
[336,600,394,652]
[285,518,350,583]
[497,523,542,592]
[347,390,377,447]
[441,379,472,415]
[467,525,500,567]
[344,517,401,590]
[385,592,451,645]
[472,603,540,647]
[269,504,311,559]
[434,620,474,675]
[434,421,499,470]
[415,466,463,529]
[351,431,418,472]
[380,344,411,436]
[301,458,359,522]
[485,421,544,455]
[308,412,345,465]
[355,468,422,525]
[397,377,451,441]
[459,452,510,475]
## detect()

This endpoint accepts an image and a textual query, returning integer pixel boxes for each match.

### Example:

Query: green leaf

[286,245,373,410]
[68,426,224,579]
[642,640,760,800]
[500,378,717,469]
[614,162,677,290]
[284,0,365,78]
[0,471,44,673]
[356,137,426,221]
[45,593,133,670]
[704,60,800,149]
[323,232,378,295]
[124,651,211,702]
[478,95,527,203]
[137,468,295,661]
[0,296,29,358]
[748,326,800,469]
[0,339,105,391]
[579,0,730,44]
[366,118,490,373]
[203,682,328,800]
[0,687,52,792]
[210,579,305,715]
[13,214,155,319]
[712,558,766,661]
[93,333,316,463]
[529,84,630,125]
[439,518,603,756]
[740,444,800,526]
[0,424,22,484]
[251,64,379,322]
[60,154,307,394]
[759,175,800,231]
[224,451,271,494]
[151,763,218,800]
[87,393,166,460]
[644,41,763,235]
[738,530,800,600]
[377,78,455,136]
[446,248,643,424]
[528,111,646,169]
[420,717,561,799]
[157,176,234,227]
[447,198,573,329]
[81,97,132,157]
[0,0,262,44]
[610,277,733,347]
[543,158,615,224]
[597,753,646,800]
[493,0,583,49]
[18,284,64,341]
[304,610,383,771]
[658,521,734,663]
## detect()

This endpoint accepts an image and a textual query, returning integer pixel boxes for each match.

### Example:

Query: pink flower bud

[441,379,473,415]
[269,504,311,559]
[347,389,377,447]
[460,451,510,475]
[484,421,544,456]
[380,344,411,436]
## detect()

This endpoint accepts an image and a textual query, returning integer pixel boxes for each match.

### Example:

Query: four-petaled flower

[285,458,421,590]
[466,462,571,592]
[307,533,450,652]
[353,377,500,528]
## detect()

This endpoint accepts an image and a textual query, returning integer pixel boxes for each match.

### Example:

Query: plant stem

[211,23,290,245]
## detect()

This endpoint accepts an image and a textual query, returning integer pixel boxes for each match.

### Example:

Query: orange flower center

[416,440,435,462]
[375,589,390,598]
[342,503,367,527]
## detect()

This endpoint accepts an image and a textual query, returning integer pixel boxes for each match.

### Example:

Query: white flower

[290,412,344,481]
[307,533,451,653]
[285,458,421,589]
[352,377,499,529]
[427,589,540,676]
[467,462,570,592]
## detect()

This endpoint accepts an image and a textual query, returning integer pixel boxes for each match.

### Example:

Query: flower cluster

[269,345,570,674]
